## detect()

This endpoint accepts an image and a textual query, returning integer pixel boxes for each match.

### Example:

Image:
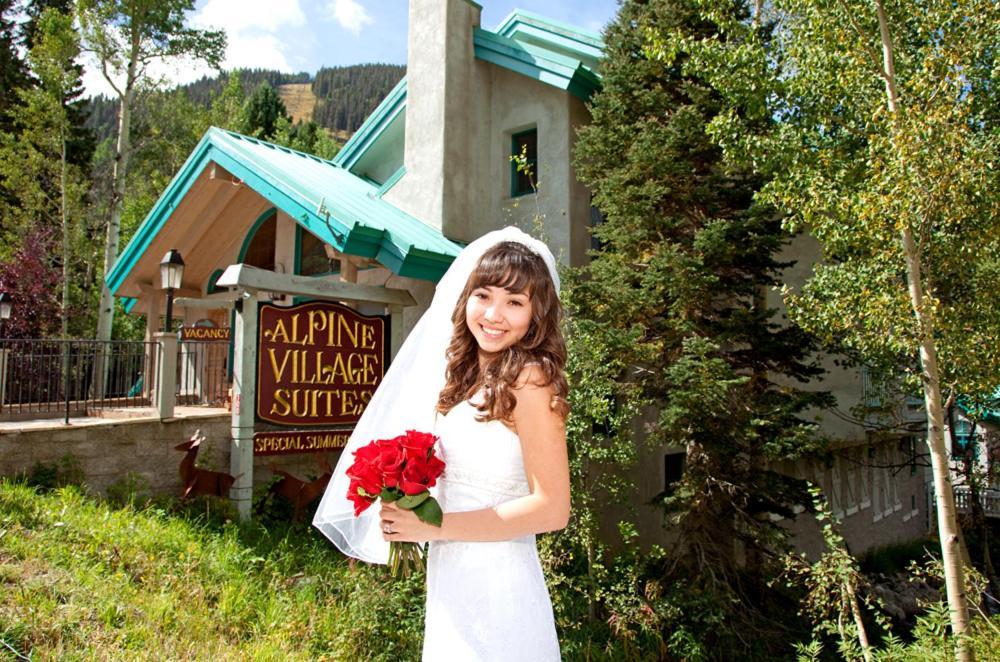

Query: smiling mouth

[480,325,507,338]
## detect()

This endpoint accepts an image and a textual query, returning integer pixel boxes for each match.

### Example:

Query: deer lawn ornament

[175,430,237,499]
[258,457,333,521]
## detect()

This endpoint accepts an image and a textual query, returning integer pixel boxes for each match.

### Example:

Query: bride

[314,227,569,661]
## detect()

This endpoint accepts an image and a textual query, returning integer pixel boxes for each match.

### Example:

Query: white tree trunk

[93,35,139,398]
[872,2,973,659]
[60,126,69,340]
[874,0,975,662]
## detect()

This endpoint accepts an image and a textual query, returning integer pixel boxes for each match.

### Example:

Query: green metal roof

[473,28,601,101]
[494,9,604,71]
[333,76,407,172]
[107,127,462,297]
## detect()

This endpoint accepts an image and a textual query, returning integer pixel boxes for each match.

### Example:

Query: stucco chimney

[388,0,484,239]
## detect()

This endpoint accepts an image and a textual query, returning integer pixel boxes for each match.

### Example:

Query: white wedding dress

[422,395,561,661]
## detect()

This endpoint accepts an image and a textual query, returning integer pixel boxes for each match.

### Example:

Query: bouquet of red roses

[346,429,445,577]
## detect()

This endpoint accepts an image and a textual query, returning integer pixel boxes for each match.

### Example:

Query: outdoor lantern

[0,291,10,339]
[160,249,185,291]
[160,249,185,332]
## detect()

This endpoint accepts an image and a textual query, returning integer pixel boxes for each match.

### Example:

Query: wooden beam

[216,263,416,307]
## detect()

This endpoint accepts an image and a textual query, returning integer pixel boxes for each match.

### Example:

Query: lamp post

[0,291,11,340]
[160,249,185,332]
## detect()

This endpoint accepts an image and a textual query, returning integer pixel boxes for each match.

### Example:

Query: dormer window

[511,129,538,197]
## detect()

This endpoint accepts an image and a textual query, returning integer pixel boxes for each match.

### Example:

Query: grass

[0,480,425,660]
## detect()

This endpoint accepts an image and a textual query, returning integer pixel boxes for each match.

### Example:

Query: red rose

[346,458,382,497]
[400,457,441,496]
[425,453,445,481]
[401,430,437,458]
[376,437,406,488]
[353,441,381,466]
[346,478,376,516]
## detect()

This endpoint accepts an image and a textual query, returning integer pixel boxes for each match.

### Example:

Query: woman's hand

[380,501,441,543]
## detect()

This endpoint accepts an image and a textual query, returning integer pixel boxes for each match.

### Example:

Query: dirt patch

[277,83,317,124]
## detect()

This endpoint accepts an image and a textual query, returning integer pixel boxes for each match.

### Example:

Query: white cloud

[327,0,374,34]
[219,33,294,71]
[193,0,306,32]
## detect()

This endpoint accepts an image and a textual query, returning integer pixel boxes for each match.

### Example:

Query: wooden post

[389,304,405,360]
[230,290,258,521]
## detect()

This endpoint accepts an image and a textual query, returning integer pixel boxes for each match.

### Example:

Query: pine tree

[0,0,29,134]
[22,0,93,169]
[240,81,288,140]
[568,0,830,650]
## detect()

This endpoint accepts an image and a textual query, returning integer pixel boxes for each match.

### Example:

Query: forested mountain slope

[85,64,405,143]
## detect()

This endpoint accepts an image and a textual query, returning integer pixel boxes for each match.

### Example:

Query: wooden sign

[256,301,386,426]
[253,430,351,456]
[181,319,230,341]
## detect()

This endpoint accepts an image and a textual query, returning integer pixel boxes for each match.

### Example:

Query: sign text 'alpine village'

[256,301,387,427]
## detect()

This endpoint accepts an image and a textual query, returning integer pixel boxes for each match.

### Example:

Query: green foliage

[272,116,341,160]
[239,81,289,140]
[76,0,226,96]
[0,480,425,659]
[104,471,151,509]
[648,0,1000,405]
[0,7,93,337]
[21,453,84,491]
[564,0,832,654]
[0,0,29,134]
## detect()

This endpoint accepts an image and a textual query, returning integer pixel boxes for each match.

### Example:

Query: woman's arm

[381,367,570,543]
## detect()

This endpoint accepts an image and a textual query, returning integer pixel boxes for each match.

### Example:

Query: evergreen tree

[0,0,29,134]
[645,0,1000,654]
[240,81,288,140]
[21,0,94,169]
[568,0,830,652]
[0,7,90,336]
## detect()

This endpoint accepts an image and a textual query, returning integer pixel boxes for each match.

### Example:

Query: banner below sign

[254,430,352,456]
[256,300,387,426]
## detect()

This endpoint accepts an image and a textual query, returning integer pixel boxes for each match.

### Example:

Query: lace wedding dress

[422,396,561,661]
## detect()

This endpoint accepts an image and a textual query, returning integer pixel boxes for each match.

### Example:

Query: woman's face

[465,285,533,354]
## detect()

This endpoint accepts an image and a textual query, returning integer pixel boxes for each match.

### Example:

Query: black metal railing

[176,339,230,407]
[0,339,158,423]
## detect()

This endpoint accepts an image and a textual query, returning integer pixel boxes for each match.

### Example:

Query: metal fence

[0,339,157,422]
[176,339,230,406]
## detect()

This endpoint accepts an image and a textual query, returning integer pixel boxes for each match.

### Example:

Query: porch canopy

[107,127,461,307]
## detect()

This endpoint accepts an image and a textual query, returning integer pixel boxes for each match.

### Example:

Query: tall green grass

[0,480,424,660]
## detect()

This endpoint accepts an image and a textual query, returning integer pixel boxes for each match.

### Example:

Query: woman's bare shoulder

[513,361,550,392]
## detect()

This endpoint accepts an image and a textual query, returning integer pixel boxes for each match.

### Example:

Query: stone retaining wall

[0,412,340,500]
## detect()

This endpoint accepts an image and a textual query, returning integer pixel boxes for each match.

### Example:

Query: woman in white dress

[313,227,569,661]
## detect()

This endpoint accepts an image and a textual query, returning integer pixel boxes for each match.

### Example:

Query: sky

[81,0,619,98]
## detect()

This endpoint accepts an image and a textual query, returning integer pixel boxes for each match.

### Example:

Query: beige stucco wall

[383,0,593,268]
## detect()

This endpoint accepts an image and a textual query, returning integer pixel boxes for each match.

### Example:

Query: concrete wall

[0,413,340,499]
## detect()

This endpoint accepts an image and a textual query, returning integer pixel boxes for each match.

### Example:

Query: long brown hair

[436,241,569,422]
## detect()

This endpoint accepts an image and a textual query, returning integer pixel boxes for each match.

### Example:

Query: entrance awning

[107,127,462,303]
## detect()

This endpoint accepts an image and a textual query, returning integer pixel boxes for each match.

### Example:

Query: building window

[242,211,276,271]
[510,129,538,197]
[298,227,339,276]
[664,452,685,491]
